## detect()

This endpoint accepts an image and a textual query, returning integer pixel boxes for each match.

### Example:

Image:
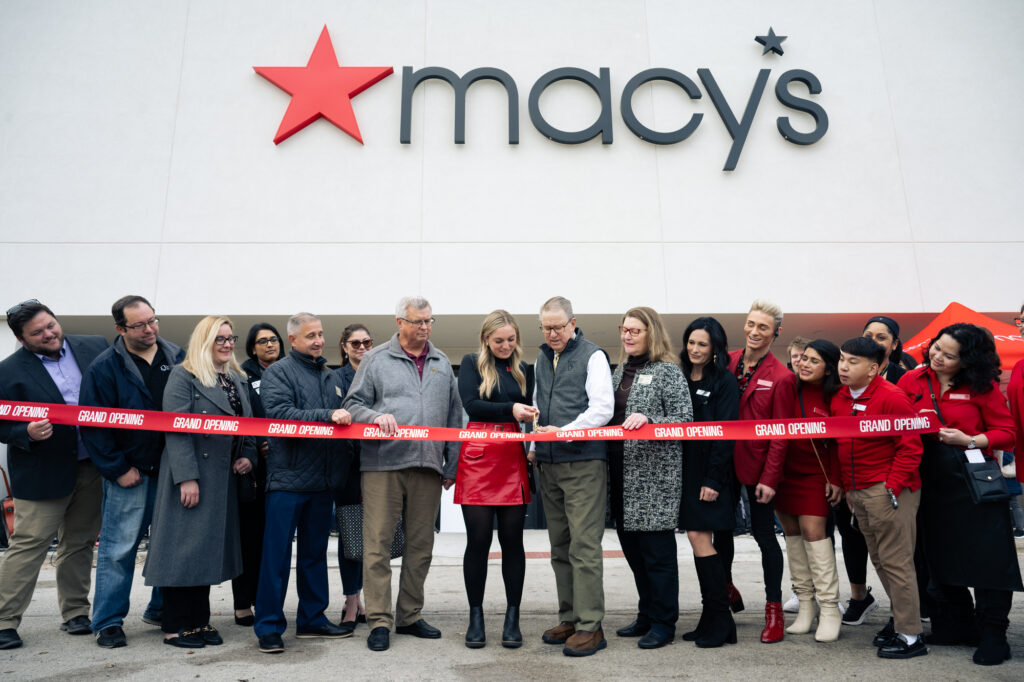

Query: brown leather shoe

[563,627,607,657]
[542,621,576,645]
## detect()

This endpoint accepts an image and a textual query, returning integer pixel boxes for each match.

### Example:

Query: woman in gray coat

[608,307,692,650]
[144,316,257,648]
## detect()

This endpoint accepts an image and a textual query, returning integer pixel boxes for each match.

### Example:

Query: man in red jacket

[832,337,927,660]
[714,299,794,643]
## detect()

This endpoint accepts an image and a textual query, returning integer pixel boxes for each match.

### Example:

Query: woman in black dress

[678,317,739,647]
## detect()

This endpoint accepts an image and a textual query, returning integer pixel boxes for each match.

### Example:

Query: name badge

[757,379,773,388]
[335,385,343,397]
[813,407,828,417]
[252,379,261,395]
[949,393,970,400]
[637,374,653,385]
[696,389,712,397]
[853,404,867,411]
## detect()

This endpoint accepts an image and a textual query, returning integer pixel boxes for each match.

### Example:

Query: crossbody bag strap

[925,374,946,426]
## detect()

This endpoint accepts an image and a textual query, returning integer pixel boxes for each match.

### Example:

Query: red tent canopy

[902,302,1024,371]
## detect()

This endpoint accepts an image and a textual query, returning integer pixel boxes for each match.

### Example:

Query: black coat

[0,335,108,500]
[679,369,738,531]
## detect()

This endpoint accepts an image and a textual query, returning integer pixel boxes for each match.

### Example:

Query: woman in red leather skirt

[775,340,843,642]
[444,310,536,649]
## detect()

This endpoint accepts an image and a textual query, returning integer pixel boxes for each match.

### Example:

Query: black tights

[462,504,527,608]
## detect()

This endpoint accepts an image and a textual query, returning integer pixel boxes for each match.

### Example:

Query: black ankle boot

[465,607,485,648]
[501,606,522,649]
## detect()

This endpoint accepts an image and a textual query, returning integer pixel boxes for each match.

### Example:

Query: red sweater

[728,349,796,490]
[1010,360,1024,483]
[830,374,922,496]
[898,366,1015,460]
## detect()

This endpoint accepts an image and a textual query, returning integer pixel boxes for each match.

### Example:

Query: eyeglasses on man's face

[123,318,159,331]
[401,317,435,328]
[254,336,280,346]
[540,321,572,335]
[214,335,238,346]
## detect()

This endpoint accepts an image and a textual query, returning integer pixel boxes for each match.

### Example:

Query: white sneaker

[783,593,800,613]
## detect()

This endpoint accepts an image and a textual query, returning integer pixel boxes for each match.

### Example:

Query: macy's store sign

[254,26,828,171]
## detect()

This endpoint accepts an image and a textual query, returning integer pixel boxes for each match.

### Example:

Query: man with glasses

[79,295,184,647]
[253,312,353,654]
[344,296,462,652]
[529,296,613,657]
[0,300,108,650]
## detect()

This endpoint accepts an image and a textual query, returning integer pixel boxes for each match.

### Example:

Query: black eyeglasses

[400,317,435,328]
[123,318,159,331]
[347,339,373,349]
[214,335,239,346]
[540,321,572,335]
[254,336,280,346]
[5,299,40,316]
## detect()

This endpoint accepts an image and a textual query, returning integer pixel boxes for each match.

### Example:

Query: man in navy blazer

[0,300,108,650]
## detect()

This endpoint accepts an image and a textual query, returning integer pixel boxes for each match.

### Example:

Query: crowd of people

[0,295,1022,668]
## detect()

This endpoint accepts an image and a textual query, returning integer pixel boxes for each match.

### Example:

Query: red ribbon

[0,400,939,442]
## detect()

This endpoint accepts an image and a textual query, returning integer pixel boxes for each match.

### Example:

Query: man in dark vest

[0,300,108,650]
[529,296,613,657]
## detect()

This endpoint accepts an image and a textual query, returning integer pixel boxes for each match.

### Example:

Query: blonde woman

[608,307,692,649]
[443,310,537,649]
[143,316,257,648]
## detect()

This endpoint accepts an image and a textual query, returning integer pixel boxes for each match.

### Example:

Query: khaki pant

[538,459,606,631]
[362,468,442,630]
[0,461,102,629]
[847,483,922,635]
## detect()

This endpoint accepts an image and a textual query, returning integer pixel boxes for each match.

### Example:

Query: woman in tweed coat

[607,307,692,649]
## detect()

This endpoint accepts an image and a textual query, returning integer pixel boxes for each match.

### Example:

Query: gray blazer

[612,359,692,532]
[143,365,257,587]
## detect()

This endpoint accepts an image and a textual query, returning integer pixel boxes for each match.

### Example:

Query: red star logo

[254,26,393,145]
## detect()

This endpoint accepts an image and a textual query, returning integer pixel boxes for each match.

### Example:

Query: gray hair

[396,296,431,319]
[287,312,321,336]
[540,296,573,320]
[749,298,784,331]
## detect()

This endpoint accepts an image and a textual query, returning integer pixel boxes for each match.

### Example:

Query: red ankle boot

[725,582,745,614]
[761,601,784,643]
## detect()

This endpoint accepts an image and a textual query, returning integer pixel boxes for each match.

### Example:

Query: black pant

[833,501,868,584]
[462,504,527,608]
[231,495,265,610]
[712,484,783,602]
[618,528,679,631]
[162,585,211,634]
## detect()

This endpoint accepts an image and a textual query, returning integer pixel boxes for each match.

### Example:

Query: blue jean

[254,490,332,636]
[91,474,163,632]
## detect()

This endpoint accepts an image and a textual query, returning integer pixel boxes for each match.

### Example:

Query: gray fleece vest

[534,334,607,463]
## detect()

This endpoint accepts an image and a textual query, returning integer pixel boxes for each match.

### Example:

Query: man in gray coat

[344,296,462,652]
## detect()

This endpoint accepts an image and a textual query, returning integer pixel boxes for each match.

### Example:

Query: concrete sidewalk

[2,530,1022,681]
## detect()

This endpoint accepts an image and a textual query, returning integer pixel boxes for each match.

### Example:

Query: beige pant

[847,483,922,636]
[0,461,102,629]
[362,468,442,630]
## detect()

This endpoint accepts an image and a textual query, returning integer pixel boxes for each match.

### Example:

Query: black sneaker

[96,625,127,648]
[872,618,896,647]
[843,587,879,626]
[878,634,928,659]
[258,632,284,654]
[60,615,92,635]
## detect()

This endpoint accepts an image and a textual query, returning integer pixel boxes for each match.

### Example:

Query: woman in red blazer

[898,323,1022,666]
[713,299,795,643]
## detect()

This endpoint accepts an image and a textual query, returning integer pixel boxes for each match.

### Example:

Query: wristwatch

[968,437,977,449]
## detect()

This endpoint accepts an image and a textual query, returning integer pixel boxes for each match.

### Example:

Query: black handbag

[337,504,405,561]
[926,376,1010,505]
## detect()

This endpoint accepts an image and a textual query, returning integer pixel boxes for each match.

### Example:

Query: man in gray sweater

[344,296,462,652]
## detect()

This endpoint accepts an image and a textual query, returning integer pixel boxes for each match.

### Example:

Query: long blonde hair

[182,316,244,388]
[619,307,676,365]
[476,310,526,398]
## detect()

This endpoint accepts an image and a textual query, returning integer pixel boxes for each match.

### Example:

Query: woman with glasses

[678,317,738,648]
[608,307,692,650]
[144,317,257,648]
[332,324,373,632]
[898,323,1021,666]
[231,323,284,626]
[775,340,844,642]
[444,310,536,649]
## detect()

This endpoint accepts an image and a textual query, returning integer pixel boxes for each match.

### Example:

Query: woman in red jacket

[898,323,1022,666]
[775,340,843,642]
[1009,305,1024,490]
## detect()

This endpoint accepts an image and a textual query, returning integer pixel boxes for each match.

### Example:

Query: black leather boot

[501,606,522,649]
[465,607,485,648]
[682,556,710,641]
